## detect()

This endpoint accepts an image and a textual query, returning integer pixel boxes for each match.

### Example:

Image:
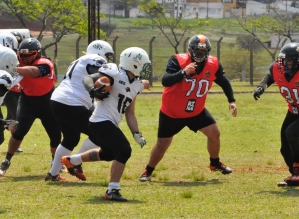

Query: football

[94,76,111,92]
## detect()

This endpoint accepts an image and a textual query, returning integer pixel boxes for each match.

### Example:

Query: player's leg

[140,111,183,182]
[194,108,232,174]
[0,97,35,176]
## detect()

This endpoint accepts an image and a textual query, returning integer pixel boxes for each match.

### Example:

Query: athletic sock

[146,165,155,175]
[69,154,83,166]
[210,157,220,166]
[108,182,120,192]
[5,152,14,161]
[77,138,98,154]
[50,144,71,176]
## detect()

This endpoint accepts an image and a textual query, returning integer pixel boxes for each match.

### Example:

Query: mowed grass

[0,91,298,218]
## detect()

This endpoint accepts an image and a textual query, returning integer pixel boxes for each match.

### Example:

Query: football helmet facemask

[119,47,152,80]
[278,42,299,75]
[86,40,114,62]
[0,46,19,76]
[188,34,211,63]
[0,32,18,53]
[18,38,42,65]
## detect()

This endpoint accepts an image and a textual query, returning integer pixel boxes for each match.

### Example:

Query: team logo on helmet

[133,54,142,62]
[93,43,103,50]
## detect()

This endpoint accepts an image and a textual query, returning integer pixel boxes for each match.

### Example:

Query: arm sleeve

[82,73,100,93]
[214,63,236,103]
[258,62,275,89]
[161,55,185,87]
[35,64,51,77]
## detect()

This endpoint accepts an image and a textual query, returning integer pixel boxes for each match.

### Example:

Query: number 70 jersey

[90,63,144,126]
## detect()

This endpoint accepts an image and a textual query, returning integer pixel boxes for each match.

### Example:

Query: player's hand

[253,87,264,100]
[133,132,146,148]
[229,102,237,117]
[89,85,110,101]
[1,120,18,131]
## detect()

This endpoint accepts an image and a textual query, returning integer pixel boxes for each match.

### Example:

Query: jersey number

[117,94,132,114]
[185,78,210,97]
[280,86,299,104]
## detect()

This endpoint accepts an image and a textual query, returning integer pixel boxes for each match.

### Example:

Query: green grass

[0,88,298,218]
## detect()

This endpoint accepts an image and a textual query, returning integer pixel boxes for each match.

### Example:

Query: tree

[234,8,299,61]
[0,0,105,72]
[236,34,263,52]
[137,0,209,54]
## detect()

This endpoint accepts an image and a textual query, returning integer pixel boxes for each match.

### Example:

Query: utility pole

[88,0,101,44]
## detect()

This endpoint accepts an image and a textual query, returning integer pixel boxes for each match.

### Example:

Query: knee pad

[115,144,132,164]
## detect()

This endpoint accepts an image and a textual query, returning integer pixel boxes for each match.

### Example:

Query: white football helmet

[86,40,114,62]
[0,32,18,52]
[0,46,19,76]
[119,47,152,80]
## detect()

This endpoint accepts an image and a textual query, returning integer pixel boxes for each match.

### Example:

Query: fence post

[149,36,156,86]
[217,37,223,61]
[76,36,82,59]
[184,37,190,52]
[112,36,119,63]
[250,38,256,86]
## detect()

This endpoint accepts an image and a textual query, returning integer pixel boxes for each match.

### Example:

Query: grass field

[0,87,298,218]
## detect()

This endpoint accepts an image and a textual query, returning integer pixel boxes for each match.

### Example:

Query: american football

[94,76,111,92]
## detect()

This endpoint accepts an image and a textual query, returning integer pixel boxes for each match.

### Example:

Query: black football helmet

[278,42,299,75]
[18,38,42,65]
[11,31,23,46]
[188,34,211,63]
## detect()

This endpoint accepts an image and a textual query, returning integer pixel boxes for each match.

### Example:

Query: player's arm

[161,56,186,87]
[214,63,236,103]
[83,72,109,100]
[14,64,51,78]
[125,98,146,148]
[253,62,275,100]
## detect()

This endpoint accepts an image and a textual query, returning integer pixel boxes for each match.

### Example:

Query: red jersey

[272,62,299,114]
[160,53,219,118]
[20,57,56,96]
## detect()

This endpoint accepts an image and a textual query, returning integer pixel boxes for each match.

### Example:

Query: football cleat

[104,189,128,202]
[61,156,86,181]
[44,173,66,181]
[210,162,232,174]
[139,169,152,182]
[0,159,11,176]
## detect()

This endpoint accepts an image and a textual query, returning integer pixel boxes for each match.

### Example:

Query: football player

[253,42,299,186]
[61,47,151,202]
[45,40,114,181]
[0,31,24,152]
[0,38,61,177]
[138,34,237,182]
[0,46,20,136]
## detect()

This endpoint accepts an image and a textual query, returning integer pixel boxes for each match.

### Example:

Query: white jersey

[90,63,144,126]
[51,54,107,109]
[0,70,17,105]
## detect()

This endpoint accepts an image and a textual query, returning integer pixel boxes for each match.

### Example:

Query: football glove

[133,132,146,148]
[89,85,110,101]
[253,86,264,100]
[1,119,18,131]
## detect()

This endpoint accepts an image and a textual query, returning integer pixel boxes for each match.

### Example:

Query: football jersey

[272,62,299,114]
[90,63,144,126]
[161,55,219,118]
[51,54,107,109]
[0,70,14,105]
